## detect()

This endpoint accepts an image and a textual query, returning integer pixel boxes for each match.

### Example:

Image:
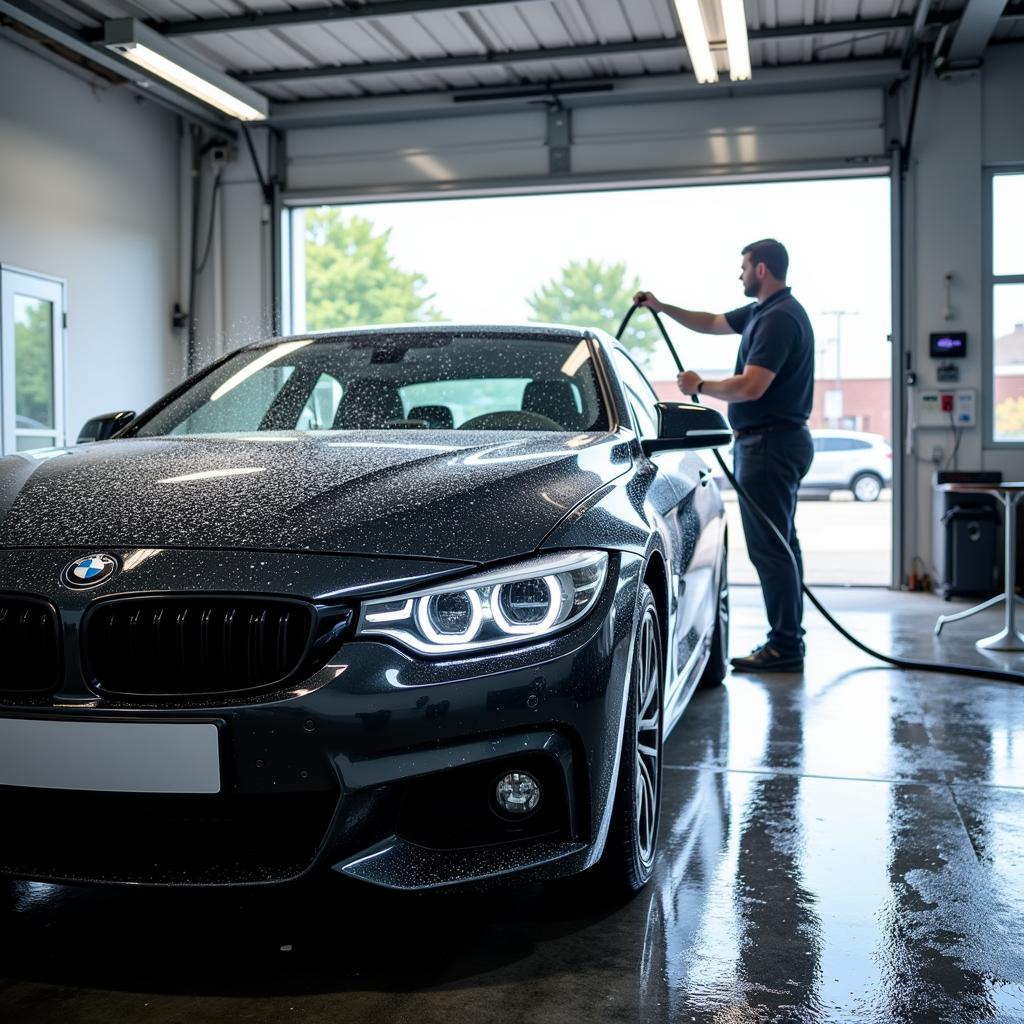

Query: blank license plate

[0,718,221,794]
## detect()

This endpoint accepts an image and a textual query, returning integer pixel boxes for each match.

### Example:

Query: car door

[612,349,719,703]
[804,435,844,488]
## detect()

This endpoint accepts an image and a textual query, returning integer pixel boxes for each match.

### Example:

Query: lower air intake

[84,596,317,699]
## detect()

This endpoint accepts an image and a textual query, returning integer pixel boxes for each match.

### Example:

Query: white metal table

[934,481,1024,651]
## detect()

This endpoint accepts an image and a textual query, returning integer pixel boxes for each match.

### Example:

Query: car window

[137,333,610,436]
[296,373,344,431]
[613,350,659,438]
[815,436,875,452]
[400,379,530,428]
[169,366,295,435]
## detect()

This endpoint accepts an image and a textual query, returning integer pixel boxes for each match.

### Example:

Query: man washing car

[635,238,815,672]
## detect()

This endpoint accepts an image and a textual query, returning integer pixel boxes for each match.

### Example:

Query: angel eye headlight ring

[491,576,561,635]
[355,550,609,657]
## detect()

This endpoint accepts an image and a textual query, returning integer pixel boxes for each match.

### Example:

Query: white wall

[904,49,1024,576]
[0,34,182,440]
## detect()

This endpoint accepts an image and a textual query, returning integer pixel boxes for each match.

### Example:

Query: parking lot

[725,490,892,586]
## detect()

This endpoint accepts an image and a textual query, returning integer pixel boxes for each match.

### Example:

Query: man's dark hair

[741,238,789,281]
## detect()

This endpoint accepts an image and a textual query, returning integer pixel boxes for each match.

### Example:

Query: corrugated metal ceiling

[16,0,1023,106]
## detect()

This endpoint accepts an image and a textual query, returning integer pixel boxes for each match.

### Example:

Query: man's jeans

[732,426,815,658]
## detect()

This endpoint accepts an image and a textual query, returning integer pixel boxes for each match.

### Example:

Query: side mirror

[77,411,136,444]
[641,403,733,455]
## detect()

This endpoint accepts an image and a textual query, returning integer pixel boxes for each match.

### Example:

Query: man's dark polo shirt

[723,287,815,431]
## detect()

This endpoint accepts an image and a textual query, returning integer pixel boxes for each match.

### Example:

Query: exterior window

[992,173,1024,442]
[1,268,66,455]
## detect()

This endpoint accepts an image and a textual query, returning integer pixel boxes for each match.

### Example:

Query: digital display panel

[929,332,967,358]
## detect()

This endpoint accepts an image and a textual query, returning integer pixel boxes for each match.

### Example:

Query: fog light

[495,772,541,815]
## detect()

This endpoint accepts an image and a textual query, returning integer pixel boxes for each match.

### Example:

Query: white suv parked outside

[805,429,892,501]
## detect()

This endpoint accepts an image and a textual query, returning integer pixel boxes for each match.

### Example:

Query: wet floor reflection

[3,593,1024,1023]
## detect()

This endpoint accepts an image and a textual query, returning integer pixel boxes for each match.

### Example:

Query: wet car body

[0,325,727,891]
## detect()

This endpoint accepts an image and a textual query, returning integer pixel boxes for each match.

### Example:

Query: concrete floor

[2,587,1023,1023]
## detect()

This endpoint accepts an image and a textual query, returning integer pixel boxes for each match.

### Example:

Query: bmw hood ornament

[62,554,119,589]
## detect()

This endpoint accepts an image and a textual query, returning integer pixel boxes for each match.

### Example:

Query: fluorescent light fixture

[673,0,718,84]
[102,19,268,121]
[720,0,753,81]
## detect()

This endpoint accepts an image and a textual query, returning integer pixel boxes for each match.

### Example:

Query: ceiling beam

[267,58,907,129]
[235,17,917,85]
[157,0,522,38]
[947,0,1010,61]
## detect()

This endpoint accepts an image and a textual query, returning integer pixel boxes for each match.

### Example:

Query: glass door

[0,267,66,455]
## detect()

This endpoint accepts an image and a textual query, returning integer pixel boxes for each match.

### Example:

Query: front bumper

[0,547,643,889]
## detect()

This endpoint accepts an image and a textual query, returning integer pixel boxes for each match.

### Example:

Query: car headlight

[356,550,609,656]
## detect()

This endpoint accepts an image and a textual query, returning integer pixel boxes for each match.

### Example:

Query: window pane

[993,283,1024,441]
[994,175,1024,277]
[613,351,658,437]
[13,294,55,429]
[400,379,531,428]
[296,373,344,430]
[138,335,608,436]
[169,366,295,435]
[16,435,55,452]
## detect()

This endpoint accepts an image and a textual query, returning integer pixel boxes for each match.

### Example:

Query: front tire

[851,472,883,502]
[599,585,663,896]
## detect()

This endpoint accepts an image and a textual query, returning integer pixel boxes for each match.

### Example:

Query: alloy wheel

[635,607,661,868]
[853,474,882,502]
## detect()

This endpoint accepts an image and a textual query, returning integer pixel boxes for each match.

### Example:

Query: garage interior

[1,0,1024,1020]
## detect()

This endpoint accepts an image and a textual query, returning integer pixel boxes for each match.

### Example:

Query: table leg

[978,493,1024,652]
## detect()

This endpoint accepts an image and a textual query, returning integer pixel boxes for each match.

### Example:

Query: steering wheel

[458,410,564,431]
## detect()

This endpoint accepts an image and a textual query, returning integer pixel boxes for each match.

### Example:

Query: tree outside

[304,209,444,330]
[526,258,657,363]
[13,297,54,428]
[995,395,1024,439]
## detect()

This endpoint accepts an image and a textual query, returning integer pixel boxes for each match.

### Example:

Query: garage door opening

[284,176,892,586]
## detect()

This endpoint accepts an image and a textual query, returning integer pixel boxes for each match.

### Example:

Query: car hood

[0,432,630,562]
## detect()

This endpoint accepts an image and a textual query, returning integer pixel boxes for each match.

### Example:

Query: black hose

[617,302,1024,685]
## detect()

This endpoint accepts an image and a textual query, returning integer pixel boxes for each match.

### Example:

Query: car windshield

[135,331,610,437]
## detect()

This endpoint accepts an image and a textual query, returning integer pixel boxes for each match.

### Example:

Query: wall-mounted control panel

[918,388,976,427]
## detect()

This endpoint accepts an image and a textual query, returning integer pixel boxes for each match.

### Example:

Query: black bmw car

[0,324,730,894]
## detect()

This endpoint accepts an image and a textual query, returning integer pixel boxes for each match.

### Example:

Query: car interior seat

[407,405,455,429]
[332,379,405,429]
[521,380,583,430]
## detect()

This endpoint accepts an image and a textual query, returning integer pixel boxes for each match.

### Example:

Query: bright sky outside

[300,176,893,384]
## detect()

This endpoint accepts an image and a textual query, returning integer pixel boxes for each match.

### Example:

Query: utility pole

[822,310,858,426]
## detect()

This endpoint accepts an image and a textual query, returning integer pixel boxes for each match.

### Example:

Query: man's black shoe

[729,644,804,673]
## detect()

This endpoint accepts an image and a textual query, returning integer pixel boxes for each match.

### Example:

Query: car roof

[811,429,889,442]
[246,323,596,351]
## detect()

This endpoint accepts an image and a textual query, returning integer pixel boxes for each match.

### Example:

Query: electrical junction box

[918,388,976,427]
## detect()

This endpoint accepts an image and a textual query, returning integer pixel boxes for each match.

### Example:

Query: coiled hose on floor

[616,302,1024,685]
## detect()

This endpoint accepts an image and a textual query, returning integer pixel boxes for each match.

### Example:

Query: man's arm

[633,291,734,335]
[679,365,776,403]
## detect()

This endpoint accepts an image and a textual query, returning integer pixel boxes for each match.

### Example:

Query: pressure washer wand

[616,301,1024,686]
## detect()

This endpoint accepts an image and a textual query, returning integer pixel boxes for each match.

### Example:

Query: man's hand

[678,371,702,397]
[633,290,662,312]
